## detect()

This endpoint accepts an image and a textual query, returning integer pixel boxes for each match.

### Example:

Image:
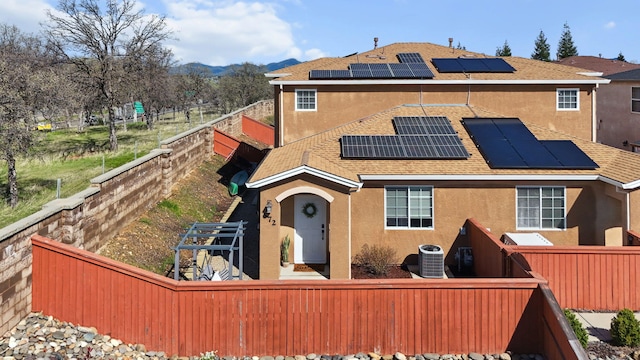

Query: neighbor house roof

[605,68,640,81]
[247,104,640,190]
[557,56,640,76]
[267,42,609,85]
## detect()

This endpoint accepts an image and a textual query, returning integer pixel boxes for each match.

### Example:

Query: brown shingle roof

[248,105,640,188]
[269,43,606,83]
[557,56,640,76]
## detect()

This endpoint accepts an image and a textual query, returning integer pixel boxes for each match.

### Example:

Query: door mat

[293,263,325,272]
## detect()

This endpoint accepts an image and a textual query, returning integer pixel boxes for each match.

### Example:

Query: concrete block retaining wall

[0,100,274,335]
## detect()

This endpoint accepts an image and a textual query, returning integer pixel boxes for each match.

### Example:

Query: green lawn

[0,111,220,228]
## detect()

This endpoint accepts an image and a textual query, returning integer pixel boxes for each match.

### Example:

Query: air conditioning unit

[418,244,444,278]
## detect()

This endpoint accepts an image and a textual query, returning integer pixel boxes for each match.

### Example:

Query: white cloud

[0,0,53,34]
[304,48,326,60]
[163,0,300,65]
[604,21,616,29]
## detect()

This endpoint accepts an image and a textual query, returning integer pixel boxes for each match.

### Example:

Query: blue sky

[2,0,640,66]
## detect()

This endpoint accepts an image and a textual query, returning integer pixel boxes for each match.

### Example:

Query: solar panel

[341,135,376,158]
[371,135,405,157]
[427,135,470,158]
[458,58,491,72]
[389,63,413,78]
[432,58,516,73]
[431,58,464,73]
[397,53,425,64]
[369,63,393,78]
[309,70,332,79]
[393,116,457,135]
[330,70,352,79]
[407,63,435,78]
[462,118,597,169]
[349,63,373,78]
[482,58,516,72]
[540,140,599,169]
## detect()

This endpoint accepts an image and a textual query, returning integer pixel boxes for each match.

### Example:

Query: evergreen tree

[531,30,551,61]
[495,40,512,56]
[617,52,626,62]
[556,22,578,60]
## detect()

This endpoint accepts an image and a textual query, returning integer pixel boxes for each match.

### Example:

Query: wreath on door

[302,202,318,218]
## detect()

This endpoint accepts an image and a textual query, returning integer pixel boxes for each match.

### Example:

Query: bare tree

[43,0,172,151]
[0,24,67,207]
[218,62,271,113]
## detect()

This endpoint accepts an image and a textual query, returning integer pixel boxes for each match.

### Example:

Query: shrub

[611,308,640,347]
[563,309,588,348]
[353,244,398,276]
[158,199,181,216]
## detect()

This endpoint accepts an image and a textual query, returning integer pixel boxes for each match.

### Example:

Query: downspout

[279,84,284,147]
[626,191,630,235]
[347,190,352,279]
[592,83,598,142]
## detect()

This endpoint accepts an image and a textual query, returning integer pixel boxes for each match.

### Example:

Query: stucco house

[247,41,640,280]
[558,56,640,150]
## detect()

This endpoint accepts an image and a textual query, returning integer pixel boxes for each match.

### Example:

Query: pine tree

[495,40,512,56]
[617,52,626,62]
[556,22,578,60]
[531,30,551,61]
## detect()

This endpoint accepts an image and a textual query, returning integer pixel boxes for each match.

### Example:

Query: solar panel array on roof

[341,116,469,159]
[308,51,435,79]
[431,57,516,73]
[397,53,425,63]
[461,118,598,169]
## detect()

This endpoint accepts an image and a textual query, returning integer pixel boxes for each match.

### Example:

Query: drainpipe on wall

[279,84,284,147]
[626,191,630,234]
[592,83,598,142]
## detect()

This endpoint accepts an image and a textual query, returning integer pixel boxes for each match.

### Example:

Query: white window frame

[556,88,579,111]
[632,87,640,113]
[295,89,317,111]
[384,186,434,230]
[516,186,566,230]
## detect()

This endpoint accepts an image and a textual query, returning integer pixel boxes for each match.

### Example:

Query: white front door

[294,194,327,264]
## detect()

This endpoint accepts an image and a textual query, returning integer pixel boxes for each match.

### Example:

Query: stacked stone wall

[0,100,273,335]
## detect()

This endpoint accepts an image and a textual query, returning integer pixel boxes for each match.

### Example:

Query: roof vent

[374,37,379,49]
[448,37,453,48]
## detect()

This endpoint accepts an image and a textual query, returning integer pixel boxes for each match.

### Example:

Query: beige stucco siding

[279,84,594,145]
[597,82,640,149]
[255,173,629,280]
[349,181,622,269]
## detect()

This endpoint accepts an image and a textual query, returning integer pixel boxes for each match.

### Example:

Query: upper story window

[295,89,317,111]
[556,88,579,111]
[385,186,433,229]
[516,186,565,230]
[632,87,640,113]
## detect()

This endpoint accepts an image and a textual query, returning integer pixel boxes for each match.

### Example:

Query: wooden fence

[32,235,556,357]
[242,115,274,146]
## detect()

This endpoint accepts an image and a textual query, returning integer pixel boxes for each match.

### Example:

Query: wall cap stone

[0,187,100,242]
[91,149,171,185]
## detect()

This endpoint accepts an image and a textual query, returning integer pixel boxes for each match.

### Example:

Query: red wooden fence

[512,245,640,310]
[242,115,274,146]
[213,129,241,159]
[466,219,507,277]
[32,235,551,357]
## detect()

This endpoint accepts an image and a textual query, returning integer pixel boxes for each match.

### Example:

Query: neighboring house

[558,56,640,150]
[248,42,634,280]
[267,42,609,147]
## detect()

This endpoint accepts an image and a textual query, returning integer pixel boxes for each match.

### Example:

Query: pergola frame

[173,221,246,281]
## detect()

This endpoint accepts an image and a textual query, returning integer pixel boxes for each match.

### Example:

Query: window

[556,88,579,110]
[385,186,433,229]
[517,187,565,229]
[632,87,640,113]
[295,89,316,111]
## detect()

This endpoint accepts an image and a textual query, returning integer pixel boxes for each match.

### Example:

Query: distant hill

[171,58,301,77]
